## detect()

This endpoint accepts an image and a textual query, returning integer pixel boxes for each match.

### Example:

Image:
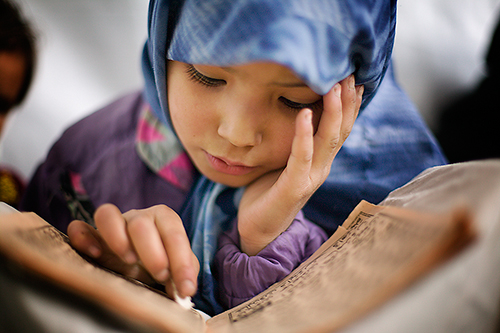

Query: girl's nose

[217,106,264,147]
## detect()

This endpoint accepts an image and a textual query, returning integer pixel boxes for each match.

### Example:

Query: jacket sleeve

[213,210,327,309]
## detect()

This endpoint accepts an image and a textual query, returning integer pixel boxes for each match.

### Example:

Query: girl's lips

[204,152,256,176]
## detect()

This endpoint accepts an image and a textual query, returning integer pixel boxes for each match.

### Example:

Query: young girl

[20,0,446,316]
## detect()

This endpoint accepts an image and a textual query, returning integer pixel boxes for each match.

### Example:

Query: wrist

[237,213,295,256]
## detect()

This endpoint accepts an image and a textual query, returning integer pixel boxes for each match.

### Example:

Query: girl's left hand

[237,75,363,255]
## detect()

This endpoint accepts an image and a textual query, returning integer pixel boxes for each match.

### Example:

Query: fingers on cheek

[299,108,313,133]
[355,85,364,115]
[340,76,362,136]
[342,75,357,108]
[326,83,343,122]
[296,109,314,152]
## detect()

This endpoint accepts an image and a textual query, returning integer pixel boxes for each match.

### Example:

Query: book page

[0,212,206,333]
[207,201,474,333]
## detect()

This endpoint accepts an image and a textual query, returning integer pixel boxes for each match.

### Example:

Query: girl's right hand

[237,76,363,256]
[67,203,199,299]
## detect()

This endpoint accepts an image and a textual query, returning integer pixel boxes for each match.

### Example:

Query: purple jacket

[215,210,327,308]
[21,92,191,231]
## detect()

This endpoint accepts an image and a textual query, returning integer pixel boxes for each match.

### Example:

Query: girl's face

[167,60,323,187]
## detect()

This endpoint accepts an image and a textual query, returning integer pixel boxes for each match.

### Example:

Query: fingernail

[155,268,169,282]
[305,109,312,122]
[334,83,341,97]
[180,280,196,296]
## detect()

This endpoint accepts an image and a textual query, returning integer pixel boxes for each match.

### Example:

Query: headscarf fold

[140,0,445,315]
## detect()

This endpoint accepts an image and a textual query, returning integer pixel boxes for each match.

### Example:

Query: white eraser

[170,279,194,310]
[174,292,194,310]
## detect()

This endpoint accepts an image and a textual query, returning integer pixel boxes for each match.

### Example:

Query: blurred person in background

[0,0,36,208]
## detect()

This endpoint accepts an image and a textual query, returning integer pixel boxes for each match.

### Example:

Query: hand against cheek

[238,75,364,256]
[67,203,199,298]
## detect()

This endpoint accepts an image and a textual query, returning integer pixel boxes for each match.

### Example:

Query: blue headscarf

[143,0,396,126]
[141,0,446,315]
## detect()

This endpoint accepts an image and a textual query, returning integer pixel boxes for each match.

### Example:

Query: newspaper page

[0,211,206,333]
[207,200,473,333]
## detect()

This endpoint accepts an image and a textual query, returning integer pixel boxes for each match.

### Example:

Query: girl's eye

[186,65,226,87]
[279,96,323,113]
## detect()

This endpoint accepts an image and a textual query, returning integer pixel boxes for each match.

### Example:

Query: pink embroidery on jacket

[136,104,195,191]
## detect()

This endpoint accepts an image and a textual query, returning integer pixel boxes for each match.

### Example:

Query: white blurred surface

[0,0,499,181]
[393,0,500,130]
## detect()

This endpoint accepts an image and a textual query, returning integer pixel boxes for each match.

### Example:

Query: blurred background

[0,0,149,180]
[1,0,500,182]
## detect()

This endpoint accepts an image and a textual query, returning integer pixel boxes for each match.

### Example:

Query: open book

[0,198,474,333]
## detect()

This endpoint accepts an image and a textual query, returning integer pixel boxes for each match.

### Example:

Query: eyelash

[186,65,225,87]
[279,97,324,113]
[185,64,323,112]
